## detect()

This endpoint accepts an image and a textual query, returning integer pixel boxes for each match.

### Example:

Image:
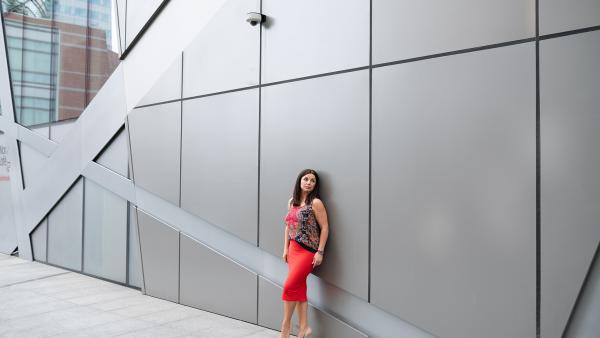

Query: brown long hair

[291,169,320,207]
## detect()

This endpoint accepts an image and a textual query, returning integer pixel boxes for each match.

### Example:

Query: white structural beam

[0,1,228,258]
[82,162,135,203]
[16,125,57,157]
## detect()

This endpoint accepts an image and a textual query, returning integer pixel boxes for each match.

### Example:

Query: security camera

[246,12,265,26]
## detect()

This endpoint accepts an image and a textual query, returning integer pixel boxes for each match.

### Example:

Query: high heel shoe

[298,326,312,338]
[279,325,291,338]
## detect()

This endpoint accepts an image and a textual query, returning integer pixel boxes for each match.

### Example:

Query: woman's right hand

[282,250,288,263]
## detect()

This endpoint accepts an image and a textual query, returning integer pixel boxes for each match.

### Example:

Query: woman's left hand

[312,253,323,268]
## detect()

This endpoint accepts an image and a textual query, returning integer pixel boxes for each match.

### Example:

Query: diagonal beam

[16,124,57,156]
[19,66,128,236]
[0,1,229,257]
[133,185,434,338]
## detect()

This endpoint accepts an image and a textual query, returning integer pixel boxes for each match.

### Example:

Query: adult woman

[280,169,329,338]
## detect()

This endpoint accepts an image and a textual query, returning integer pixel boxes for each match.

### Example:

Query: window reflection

[2,0,120,127]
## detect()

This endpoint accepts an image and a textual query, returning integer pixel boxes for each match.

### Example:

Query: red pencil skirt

[282,240,314,302]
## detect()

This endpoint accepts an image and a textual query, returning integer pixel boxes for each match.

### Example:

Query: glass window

[83,179,127,283]
[2,0,121,130]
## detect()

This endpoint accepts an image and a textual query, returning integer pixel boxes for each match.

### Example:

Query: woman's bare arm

[312,198,329,253]
[283,198,292,262]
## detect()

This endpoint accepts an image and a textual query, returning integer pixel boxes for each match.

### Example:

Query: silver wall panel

[49,120,76,143]
[258,277,368,338]
[540,31,600,338]
[125,0,165,49]
[120,1,228,112]
[96,128,129,178]
[128,204,142,288]
[372,0,535,64]
[182,0,260,98]
[137,208,179,302]
[83,179,127,283]
[540,0,600,35]
[47,179,84,271]
[260,71,369,300]
[31,219,47,262]
[128,102,181,205]
[261,0,369,84]
[180,89,258,244]
[180,233,257,323]
[565,245,600,338]
[138,53,182,106]
[371,43,536,338]
[19,141,48,188]
[258,276,294,335]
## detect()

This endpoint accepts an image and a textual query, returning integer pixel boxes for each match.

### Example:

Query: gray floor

[0,253,285,337]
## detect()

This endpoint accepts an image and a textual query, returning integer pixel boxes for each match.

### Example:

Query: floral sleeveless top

[285,201,321,253]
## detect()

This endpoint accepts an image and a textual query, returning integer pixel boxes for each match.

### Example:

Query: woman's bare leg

[281,300,297,337]
[296,302,308,331]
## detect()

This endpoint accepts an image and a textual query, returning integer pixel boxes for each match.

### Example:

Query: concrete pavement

[0,254,285,337]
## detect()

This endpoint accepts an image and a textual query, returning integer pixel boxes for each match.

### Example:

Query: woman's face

[300,173,317,193]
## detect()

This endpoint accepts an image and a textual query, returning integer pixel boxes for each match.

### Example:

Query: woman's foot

[298,326,312,338]
[279,322,291,338]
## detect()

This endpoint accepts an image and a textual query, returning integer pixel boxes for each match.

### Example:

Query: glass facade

[83,178,127,283]
[1,0,119,127]
[30,177,141,288]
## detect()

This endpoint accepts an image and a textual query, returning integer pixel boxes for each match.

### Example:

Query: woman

[280,169,329,338]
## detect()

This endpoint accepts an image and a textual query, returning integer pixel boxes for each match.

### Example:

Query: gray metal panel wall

[261,0,369,83]
[540,0,600,35]
[29,125,50,140]
[138,54,182,106]
[371,43,536,338]
[182,0,260,98]
[49,120,75,143]
[137,208,179,302]
[372,0,535,64]
[96,128,129,178]
[19,141,48,188]
[179,233,257,323]
[125,0,165,50]
[257,277,368,338]
[564,246,600,338]
[31,219,47,262]
[128,102,181,206]
[259,70,369,300]
[47,179,84,271]
[128,204,142,288]
[540,30,600,338]
[180,89,259,245]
